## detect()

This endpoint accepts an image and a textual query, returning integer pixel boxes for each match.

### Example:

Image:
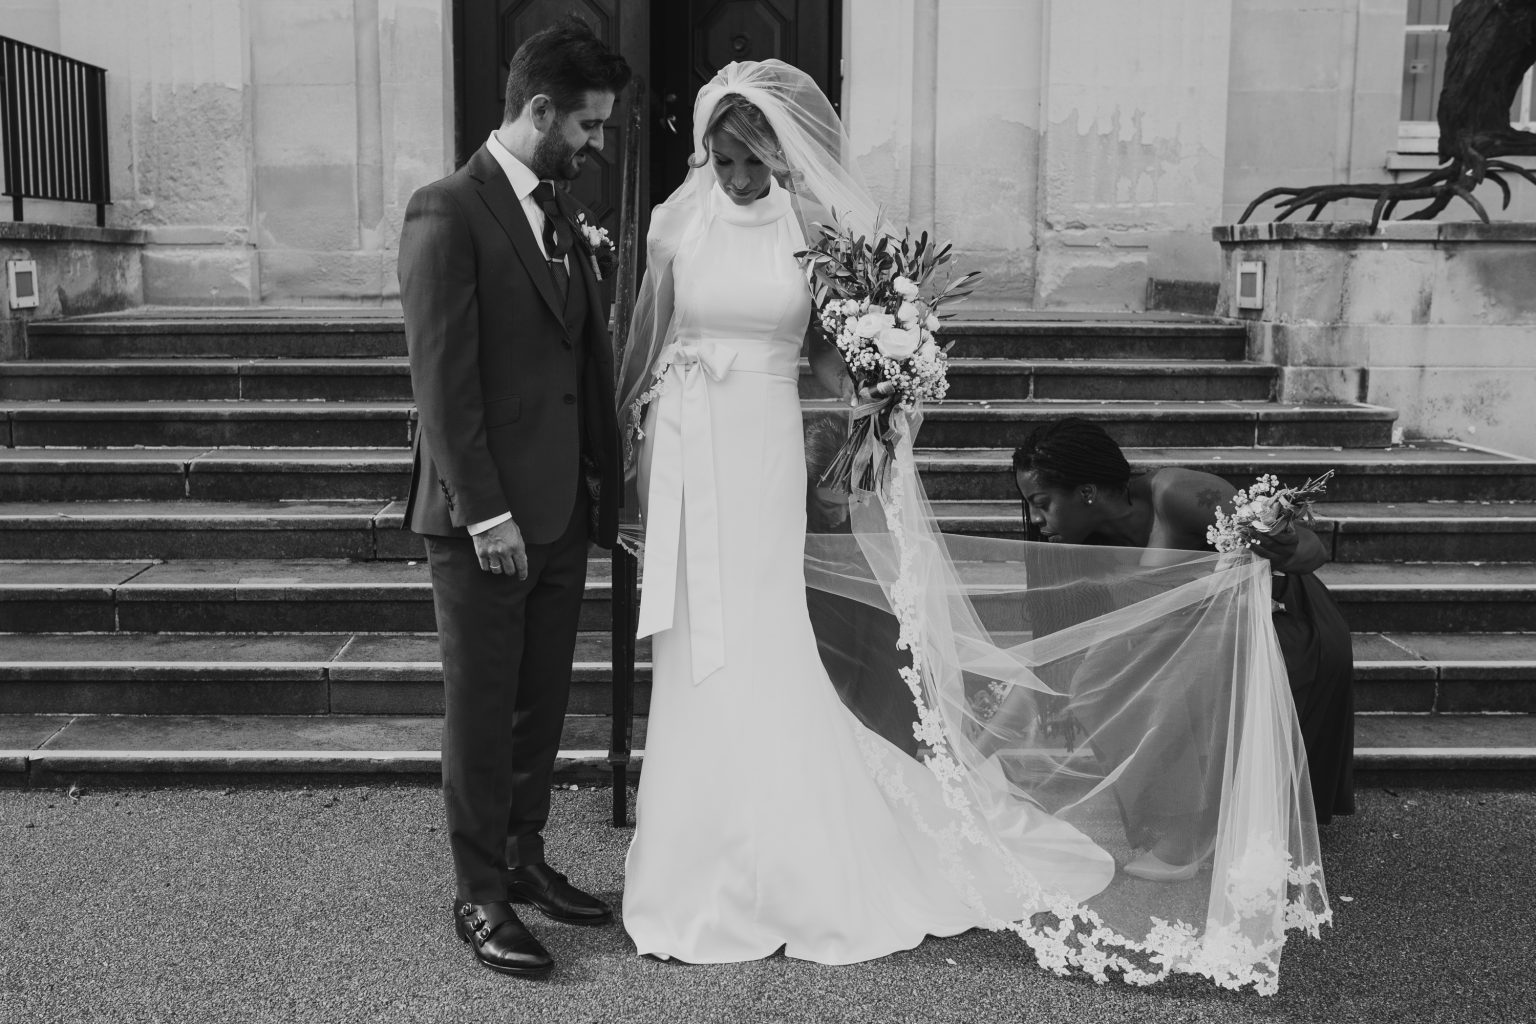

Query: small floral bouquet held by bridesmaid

[797,220,980,494]
[1207,470,1335,553]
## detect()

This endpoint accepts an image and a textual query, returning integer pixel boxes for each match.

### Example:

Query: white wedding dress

[622,178,1115,965]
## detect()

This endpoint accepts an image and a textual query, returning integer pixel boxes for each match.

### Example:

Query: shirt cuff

[467,512,512,536]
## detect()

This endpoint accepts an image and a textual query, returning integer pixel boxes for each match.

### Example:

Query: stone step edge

[5,572,1536,595]
[26,318,1244,334]
[0,657,1521,678]
[3,746,1531,778]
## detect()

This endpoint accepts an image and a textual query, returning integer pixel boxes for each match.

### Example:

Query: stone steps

[23,315,1248,362]
[0,309,1524,781]
[0,558,608,634]
[0,357,1277,403]
[0,398,1392,449]
[931,500,1536,562]
[5,498,1536,563]
[4,442,1529,504]
[0,630,1529,717]
[0,632,649,716]
[918,442,1536,501]
[937,318,1249,361]
[2,558,1532,635]
[0,499,424,560]
[23,318,408,360]
[0,401,415,448]
[0,359,416,402]
[4,711,1531,784]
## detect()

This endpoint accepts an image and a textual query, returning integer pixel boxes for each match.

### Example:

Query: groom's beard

[532,130,591,181]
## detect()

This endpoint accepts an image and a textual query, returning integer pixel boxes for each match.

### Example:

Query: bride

[617,60,1328,992]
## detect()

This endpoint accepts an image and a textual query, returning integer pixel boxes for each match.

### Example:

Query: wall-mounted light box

[1236,260,1264,311]
[7,260,39,310]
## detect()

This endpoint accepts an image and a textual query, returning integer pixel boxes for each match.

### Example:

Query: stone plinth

[1215,221,1536,458]
[0,222,146,359]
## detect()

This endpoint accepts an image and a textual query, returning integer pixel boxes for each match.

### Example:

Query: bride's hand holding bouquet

[797,221,980,495]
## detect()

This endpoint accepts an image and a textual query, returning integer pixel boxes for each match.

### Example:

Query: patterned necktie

[531,180,570,295]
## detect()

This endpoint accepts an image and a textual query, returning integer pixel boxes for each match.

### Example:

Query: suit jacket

[397,144,619,548]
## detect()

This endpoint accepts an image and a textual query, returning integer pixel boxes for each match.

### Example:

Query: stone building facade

[2,0,1531,310]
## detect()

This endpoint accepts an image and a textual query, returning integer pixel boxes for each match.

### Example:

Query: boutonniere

[575,212,616,282]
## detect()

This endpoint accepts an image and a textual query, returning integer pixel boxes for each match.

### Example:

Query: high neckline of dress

[710,176,793,226]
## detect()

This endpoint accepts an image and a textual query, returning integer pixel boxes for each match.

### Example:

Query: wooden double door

[455,0,841,235]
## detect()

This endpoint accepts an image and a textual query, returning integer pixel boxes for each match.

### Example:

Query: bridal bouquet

[1207,470,1334,553]
[797,220,980,494]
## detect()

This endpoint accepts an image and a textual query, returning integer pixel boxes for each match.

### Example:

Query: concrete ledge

[1353,748,1536,770]
[4,746,1531,785]
[12,749,642,786]
[1213,221,1536,244]
[0,222,147,245]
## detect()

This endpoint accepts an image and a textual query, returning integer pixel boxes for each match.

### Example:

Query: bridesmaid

[1010,417,1356,825]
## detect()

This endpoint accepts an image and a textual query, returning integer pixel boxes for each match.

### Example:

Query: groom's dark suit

[398,142,619,904]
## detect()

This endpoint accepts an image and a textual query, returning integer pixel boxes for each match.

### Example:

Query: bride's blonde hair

[690,92,792,182]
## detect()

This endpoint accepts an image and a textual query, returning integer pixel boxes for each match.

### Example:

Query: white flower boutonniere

[575,212,616,281]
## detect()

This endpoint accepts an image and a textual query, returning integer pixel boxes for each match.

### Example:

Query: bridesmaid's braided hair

[1012,418,1132,492]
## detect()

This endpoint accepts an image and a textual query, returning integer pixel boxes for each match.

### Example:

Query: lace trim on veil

[842,424,1329,995]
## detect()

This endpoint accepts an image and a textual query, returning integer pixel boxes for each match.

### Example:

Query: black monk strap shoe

[453,900,554,977]
[505,863,613,925]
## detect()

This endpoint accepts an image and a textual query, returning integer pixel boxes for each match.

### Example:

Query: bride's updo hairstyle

[1012,417,1133,493]
[691,92,793,183]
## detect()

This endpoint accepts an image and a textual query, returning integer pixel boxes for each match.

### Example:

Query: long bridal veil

[620,60,1328,994]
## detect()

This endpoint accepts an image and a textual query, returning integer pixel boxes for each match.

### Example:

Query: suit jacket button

[563,394,576,405]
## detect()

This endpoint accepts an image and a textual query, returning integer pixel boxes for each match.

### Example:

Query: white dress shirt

[467,132,569,537]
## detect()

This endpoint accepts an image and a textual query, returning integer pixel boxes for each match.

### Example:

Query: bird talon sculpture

[1240,0,1536,230]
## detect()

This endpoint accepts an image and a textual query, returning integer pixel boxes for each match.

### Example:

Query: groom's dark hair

[503,17,632,123]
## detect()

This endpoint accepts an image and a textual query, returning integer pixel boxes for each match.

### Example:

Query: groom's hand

[473,518,529,580]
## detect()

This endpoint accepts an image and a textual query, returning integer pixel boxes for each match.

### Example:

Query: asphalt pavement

[1,782,1532,1024]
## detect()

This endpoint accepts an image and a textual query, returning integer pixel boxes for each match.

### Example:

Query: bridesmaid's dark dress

[1271,572,1356,822]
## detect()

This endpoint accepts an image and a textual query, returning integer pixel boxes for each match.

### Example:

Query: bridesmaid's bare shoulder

[1144,467,1237,535]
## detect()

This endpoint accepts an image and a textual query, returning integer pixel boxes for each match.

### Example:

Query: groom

[397,19,629,977]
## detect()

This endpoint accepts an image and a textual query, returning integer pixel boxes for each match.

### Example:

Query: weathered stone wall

[1221,0,1405,226]
[845,0,1046,309]
[1,0,451,306]
[846,0,1234,311]
[7,0,1524,312]
[1033,0,1232,310]
[1216,221,1536,458]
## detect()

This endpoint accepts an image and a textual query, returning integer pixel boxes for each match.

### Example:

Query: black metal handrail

[0,35,110,226]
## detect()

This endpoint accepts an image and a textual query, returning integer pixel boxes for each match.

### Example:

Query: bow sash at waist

[636,338,797,684]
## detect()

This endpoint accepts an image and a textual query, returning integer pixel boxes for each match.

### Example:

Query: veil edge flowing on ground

[619,59,1329,994]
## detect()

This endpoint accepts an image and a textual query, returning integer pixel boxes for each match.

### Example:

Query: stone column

[846,0,1048,309]
[1034,0,1234,310]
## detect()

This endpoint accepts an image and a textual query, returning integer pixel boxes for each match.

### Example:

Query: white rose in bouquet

[925,312,941,332]
[855,311,896,339]
[875,324,922,359]
[892,276,920,300]
[896,300,920,328]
